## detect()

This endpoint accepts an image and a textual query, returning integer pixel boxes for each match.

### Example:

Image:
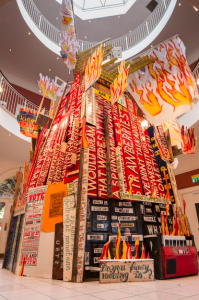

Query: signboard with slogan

[20,185,48,266]
[100,259,154,283]
[17,109,39,139]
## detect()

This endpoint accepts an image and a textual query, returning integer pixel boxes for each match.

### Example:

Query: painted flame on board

[111,60,130,105]
[127,37,198,125]
[85,43,103,91]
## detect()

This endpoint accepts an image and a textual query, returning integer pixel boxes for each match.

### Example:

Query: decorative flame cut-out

[38,74,58,101]
[181,126,197,155]
[115,222,121,259]
[111,60,130,106]
[127,36,198,125]
[85,44,104,91]
[134,236,139,259]
[82,116,89,148]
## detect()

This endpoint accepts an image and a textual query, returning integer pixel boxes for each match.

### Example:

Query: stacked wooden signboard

[3,42,192,283]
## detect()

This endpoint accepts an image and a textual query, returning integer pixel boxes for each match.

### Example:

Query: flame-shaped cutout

[111,60,130,105]
[128,176,134,195]
[38,74,58,101]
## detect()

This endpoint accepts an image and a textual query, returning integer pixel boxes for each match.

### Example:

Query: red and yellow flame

[127,242,132,259]
[85,44,103,91]
[111,60,130,105]
[121,240,128,259]
[82,116,89,148]
[134,236,139,259]
[140,243,146,259]
[115,222,121,259]
[38,74,58,101]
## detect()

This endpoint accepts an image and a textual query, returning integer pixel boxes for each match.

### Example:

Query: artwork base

[99,259,154,283]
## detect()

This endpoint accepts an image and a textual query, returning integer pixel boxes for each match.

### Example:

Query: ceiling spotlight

[9,134,11,136]
[193,6,198,11]
[118,16,120,18]
[49,69,51,71]
[9,49,11,52]
[28,32,31,35]
[151,45,153,47]
[85,36,87,38]
[57,57,59,60]
[129,30,131,33]
[56,17,58,19]
[178,3,181,6]
[89,20,91,22]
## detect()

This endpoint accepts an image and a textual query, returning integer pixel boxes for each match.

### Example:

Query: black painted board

[12,214,24,274]
[52,222,63,280]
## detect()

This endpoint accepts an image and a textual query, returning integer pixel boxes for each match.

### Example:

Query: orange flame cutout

[128,176,134,195]
[121,240,128,259]
[127,242,132,259]
[111,61,130,105]
[151,183,157,198]
[140,243,146,259]
[85,44,103,91]
[82,116,89,148]
[115,222,121,259]
[38,74,58,101]
[134,236,139,259]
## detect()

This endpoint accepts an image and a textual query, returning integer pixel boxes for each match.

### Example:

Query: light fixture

[57,57,59,60]
[141,120,148,129]
[56,17,58,19]
[85,36,87,38]
[28,32,31,35]
[118,16,120,18]
[129,30,131,33]
[151,45,153,48]
[89,20,91,22]
[178,3,181,6]
[49,69,51,71]
[9,134,11,137]
[9,49,11,52]
[197,78,199,85]
[193,6,198,11]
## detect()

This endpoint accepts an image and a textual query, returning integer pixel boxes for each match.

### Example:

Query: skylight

[56,0,137,20]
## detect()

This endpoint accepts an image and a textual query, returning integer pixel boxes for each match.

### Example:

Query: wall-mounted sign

[191,174,199,184]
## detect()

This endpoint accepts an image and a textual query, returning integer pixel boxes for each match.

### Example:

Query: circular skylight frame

[56,0,137,20]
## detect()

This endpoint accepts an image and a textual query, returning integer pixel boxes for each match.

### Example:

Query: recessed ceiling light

[28,32,31,35]
[9,134,11,136]
[89,20,91,22]
[129,30,131,33]
[56,17,58,19]
[193,6,198,11]
[179,3,181,6]
[118,16,120,18]
[9,49,11,51]
[57,57,59,60]
[151,45,153,47]
[49,69,51,71]
[85,36,87,38]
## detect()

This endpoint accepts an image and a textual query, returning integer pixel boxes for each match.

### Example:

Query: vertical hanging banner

[20,186,47,266]
[86,125,98,198]
[95,94,107,198]
[112,103,123,146]
[104,113,120,199]
[116,146,126,195]
[144,130,166,198]
[76,147,89,283]
[63,194,76,282]
[60,0,78,69]
[85,44,103,91]
[119,106,143,195]
[127,36,198,125]
[126,97,152,196]
[86,88,96,126]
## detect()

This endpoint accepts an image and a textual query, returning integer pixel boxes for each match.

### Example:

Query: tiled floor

[0,263,199,300]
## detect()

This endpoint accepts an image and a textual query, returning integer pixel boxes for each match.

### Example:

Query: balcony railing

[0,71,49,117]
[19,0,175,54]
[193,61,199,93]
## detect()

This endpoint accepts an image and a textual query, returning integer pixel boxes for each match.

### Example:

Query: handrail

[0,71,49,117]
[19,0,173,53]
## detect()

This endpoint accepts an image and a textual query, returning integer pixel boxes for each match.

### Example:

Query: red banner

[126,97,152,196]
[119,107,143,195]
[96,94,107,198]
[86,125,98,197]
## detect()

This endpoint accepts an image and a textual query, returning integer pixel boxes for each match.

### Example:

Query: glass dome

[56,0,137,20]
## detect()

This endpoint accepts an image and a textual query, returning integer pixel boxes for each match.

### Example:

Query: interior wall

[0,199,13,254]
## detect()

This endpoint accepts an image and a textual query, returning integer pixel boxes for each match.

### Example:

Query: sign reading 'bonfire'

[127,36,198,126]
[85,44,103,91]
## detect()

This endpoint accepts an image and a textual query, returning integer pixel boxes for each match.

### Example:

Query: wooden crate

[100,259,154,283]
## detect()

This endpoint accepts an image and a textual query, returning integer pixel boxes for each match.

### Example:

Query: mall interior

[1,0,199,299]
